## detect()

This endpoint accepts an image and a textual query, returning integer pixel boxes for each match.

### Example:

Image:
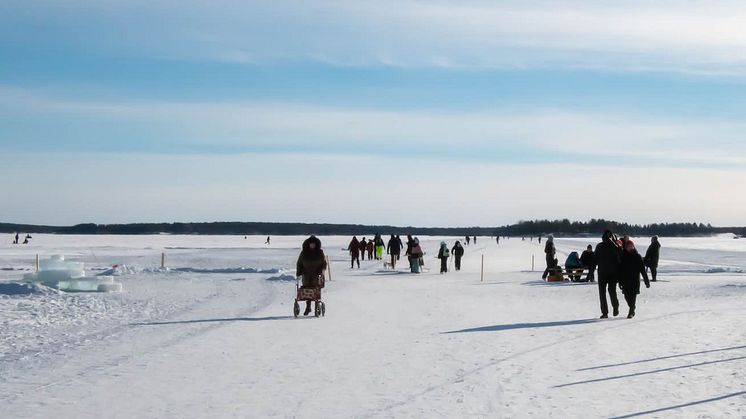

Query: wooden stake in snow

[35,254,40,272]
[326,256,332,282]
[532,254,535,272]
[481,254,484,282]
[161,252,165,269]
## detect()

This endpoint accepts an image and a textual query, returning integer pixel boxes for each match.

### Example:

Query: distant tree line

[1,219,743,237]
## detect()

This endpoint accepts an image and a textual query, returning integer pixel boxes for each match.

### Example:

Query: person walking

[580,244,596,282]
[13,232,19,244]
[595,230,622,318]
[348,236,361,269]
[265,236,271,245]
[644,236,661,282]
[296,236,327,316]
[437,241,450,274]
[496,236,500,245]
[619,240,650,318]
[366,240,375,260]
[451,241,465,271]
[374,234,385,260]
[465,236,470,246]
[541,235,557,280]
[409,238,424,273]
[360,238,367,260]
[473,236,477,245]
[386,234,402,269]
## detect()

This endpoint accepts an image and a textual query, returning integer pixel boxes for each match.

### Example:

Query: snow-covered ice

[1,234,745,418]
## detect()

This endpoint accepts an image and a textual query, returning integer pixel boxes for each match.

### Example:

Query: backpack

[442,247,450,258]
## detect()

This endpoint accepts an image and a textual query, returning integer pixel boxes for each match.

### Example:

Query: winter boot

[304,302,312,316]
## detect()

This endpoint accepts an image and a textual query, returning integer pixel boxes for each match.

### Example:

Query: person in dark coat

[580,245,595,282]
[437,241,450,274]
[359,238,367,260]
[348,236,361,269]
[396,235,404,253]
[405,235,415,258]
[541,235,556,280]
[619,240,650,318]
[644,236,661,282]
[296,236,327,315]
[451,241,465,271]
[565,251,583,281]
[386,234,402,269]
[366,240,375,260]
[473,236,477,244]
[13,232,19,244]
[595,230,622,318]
[465,236,470,245]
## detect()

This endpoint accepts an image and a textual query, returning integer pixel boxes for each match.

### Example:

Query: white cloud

[7,1,746,73]
[3,87,745,166]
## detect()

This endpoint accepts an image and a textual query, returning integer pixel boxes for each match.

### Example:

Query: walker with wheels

[293,275,326,318]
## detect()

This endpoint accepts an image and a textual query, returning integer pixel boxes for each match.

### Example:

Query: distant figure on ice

[374,234,385,260]
[366,240,375,260]
[580,245,596,282]
[386,234,401,269]
[451,241,465,271]
[473,236,477,244]
[465,236,470,245]
[265,236,271,245]
[541,235,556,280]
[405,235,415,256]
[644,236,661,282]
[496,236,500,245]
[296,236,327,316]
[409,238,424,273]
[595,230,622,319]
[22,234,30,244]
[396,235,404,251]
[619,240,650,319]
[360,238,367,260]
[437,241,450,274]
[348,236,361,269]
[538,236,542,244]
[13,232,19,244]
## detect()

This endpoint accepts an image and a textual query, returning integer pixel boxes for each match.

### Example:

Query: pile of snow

[172,267,281,274]
[0,282,60,296]
[97,264,138,276]
[23,255,123,292]
[265,273,296,282]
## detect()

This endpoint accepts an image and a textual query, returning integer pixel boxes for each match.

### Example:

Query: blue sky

[2,1,746,226]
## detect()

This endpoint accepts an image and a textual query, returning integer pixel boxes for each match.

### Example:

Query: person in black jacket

[580,245,595,282]
[348,236,361,269]
[595,230,622,318]
[619,240,650,318]
[386,234,402,269]
[644,236,661,282]
[359,238,367,260]
[451,241,465,271]
[541,235,557,280]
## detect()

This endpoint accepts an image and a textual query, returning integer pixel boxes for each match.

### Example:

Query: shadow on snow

[610,390,746,419]
[555,355,746,388]
[443,318,599,334]
[578,344,746,371]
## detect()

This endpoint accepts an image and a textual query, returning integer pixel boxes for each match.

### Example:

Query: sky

[2,0,746,227]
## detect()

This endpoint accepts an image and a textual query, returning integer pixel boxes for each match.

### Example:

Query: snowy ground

[1,234,745,418]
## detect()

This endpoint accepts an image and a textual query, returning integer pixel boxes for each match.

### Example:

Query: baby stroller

[294,274,326,318]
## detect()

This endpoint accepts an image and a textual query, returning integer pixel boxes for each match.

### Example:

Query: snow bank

[265,274,296,282]
[171,267,281,274]
[0,282,59,296]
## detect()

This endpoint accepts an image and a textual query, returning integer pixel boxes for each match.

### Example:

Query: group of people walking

[543,230,662,319]
[346,235,469,274]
